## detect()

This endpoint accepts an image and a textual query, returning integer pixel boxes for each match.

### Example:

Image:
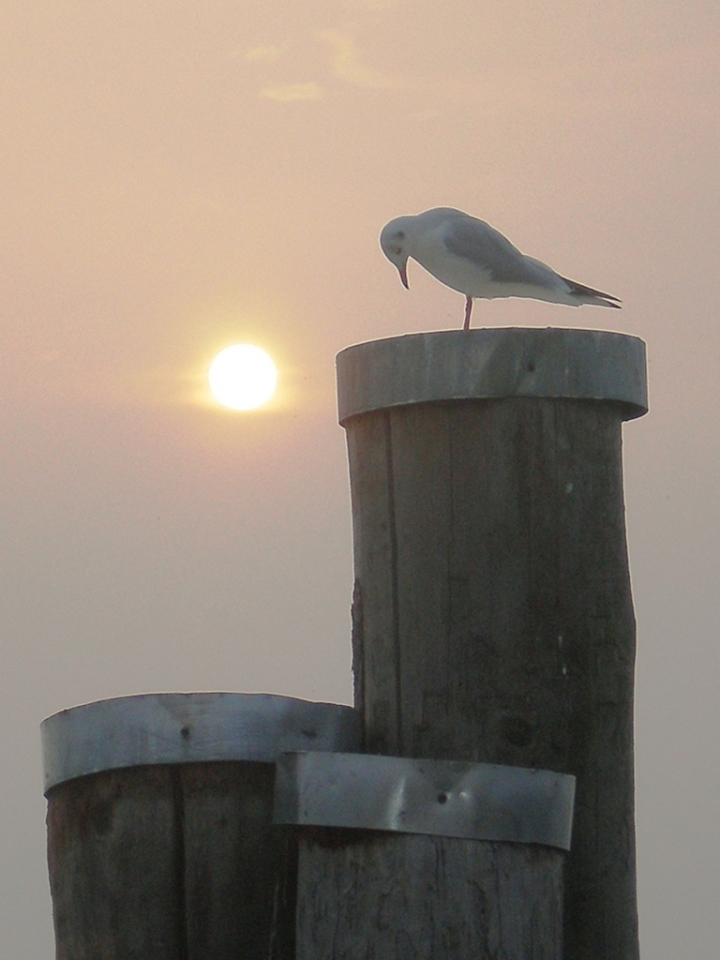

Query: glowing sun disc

[208,344,278,410]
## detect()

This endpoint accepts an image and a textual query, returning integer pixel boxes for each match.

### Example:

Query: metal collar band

[274,751,575,850]
[337,328,648,424]
[41,693,361,794]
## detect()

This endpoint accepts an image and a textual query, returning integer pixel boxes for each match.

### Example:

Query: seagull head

[380,217,412,289]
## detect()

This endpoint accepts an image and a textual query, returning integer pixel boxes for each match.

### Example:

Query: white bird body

[380,207,620,328]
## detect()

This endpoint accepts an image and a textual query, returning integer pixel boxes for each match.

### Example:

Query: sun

[208,344,278,411]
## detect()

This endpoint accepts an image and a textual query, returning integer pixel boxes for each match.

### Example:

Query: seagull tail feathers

[561,276,622,308]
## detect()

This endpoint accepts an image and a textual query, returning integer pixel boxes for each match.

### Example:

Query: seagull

[380,207,621,329]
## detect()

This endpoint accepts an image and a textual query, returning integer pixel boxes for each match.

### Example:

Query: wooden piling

[298,832,564,960]
[277,750,575,960]
[42,693,360,960]
[337,328,647,960]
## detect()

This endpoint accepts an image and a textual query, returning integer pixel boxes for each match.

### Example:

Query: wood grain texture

[46,762,294,960]
[181,762,295,960]
[47,766,182,960]
[296,831,563,960]
[346,413,402,755]
[345,397,638,960]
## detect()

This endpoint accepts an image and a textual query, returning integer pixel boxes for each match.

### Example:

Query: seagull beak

[398,263,409,289]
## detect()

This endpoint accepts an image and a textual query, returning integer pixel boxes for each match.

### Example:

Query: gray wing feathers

[443,218,560,289]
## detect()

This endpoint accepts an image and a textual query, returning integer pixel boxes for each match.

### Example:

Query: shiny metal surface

[274,751,576,850]
[337,327,647,424]
[41,693,361,794]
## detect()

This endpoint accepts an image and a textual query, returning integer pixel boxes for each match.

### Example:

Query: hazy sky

[2,2,719,956]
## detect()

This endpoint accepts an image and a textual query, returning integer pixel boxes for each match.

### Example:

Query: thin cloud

[340,0,396,8]
[261,82,325,102]
[245,45,287,64]
[318,29,406,90]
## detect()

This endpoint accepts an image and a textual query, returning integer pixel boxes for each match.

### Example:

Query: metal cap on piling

[42,691,361,793]
[337,327,647,423]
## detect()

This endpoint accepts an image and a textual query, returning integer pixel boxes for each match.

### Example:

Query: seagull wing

[443,216,563,291]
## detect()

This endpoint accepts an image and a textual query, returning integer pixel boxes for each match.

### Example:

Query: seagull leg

[463,296,473,330]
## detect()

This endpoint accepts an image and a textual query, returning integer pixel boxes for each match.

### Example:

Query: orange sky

[2,2,719,956]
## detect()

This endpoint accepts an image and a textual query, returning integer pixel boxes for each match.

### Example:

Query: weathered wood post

[337,327,647,960]
[276,749,575,959]
[42,692,360,960]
